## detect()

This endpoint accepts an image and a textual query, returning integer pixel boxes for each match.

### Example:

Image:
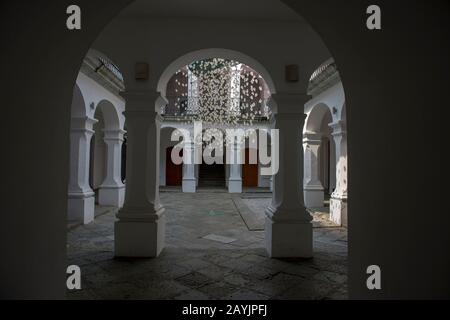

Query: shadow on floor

[67,192,347,300]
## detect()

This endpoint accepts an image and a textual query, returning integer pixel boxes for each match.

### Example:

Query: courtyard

[67,191,347,300]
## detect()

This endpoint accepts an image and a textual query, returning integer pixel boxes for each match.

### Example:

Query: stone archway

[157,48,277,99]
[68,57,126,226]
[303,103,334,208]
[67,84,97,224]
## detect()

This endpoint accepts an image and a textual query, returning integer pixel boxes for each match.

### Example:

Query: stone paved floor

[67,192,347,300]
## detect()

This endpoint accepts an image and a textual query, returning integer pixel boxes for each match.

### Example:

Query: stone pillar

[98,129,126,207]
[68,116,97,224]
[115,91,166,257]
[303,132,325,207]
[228,143,242,193]
[265,93,312,258]
[329,120,348,226]
[182,140,196,193]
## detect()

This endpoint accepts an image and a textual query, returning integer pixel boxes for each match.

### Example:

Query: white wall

[304,82,346,125]
[93,16,331,94]
[75,73,126,126]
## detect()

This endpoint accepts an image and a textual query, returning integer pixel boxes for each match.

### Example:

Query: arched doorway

[303,103,335,208]
[68,53,126,226]
[165,146,183,186]
[242,147,258,187]
[160,126,186,190]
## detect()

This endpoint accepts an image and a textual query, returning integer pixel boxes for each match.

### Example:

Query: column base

[228,178,242,193]
[304,187,324,208]
[265,216,312,258]
[182,178,196,193]
[114,208,165,257]
[68,193,95,224]
[98,185,125,207]
[330,196,347,227]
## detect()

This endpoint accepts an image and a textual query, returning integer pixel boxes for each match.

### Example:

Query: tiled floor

[66,192,347,300]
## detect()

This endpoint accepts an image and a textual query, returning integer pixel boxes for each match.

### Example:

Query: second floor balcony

[162,95,271,124]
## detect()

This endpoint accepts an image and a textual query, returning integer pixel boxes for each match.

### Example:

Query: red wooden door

[242,148,258,187]
[166,146,182,186]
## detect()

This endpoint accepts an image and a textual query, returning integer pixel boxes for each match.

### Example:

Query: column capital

[270,92,311,115]
[329,120,346,137]
[70,116,98,133]
[303,132,322,144]
[233,141,244,149]
[103,129,126,141]
[182,140,195,149]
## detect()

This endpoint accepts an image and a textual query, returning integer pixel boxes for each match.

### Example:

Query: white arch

[75,71,126,129]
[95,99,122,130]
[157,48,277,97]
[305,102,332,133]
[160,125,189,151]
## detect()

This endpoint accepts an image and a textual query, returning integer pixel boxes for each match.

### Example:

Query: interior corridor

[67,191,347,300]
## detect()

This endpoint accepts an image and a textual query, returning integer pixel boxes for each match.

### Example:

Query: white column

[265,93,312,258]
[329,139,337,193]
[182,140,196,192]
[225,164,230,187]
[98,129,126,207]
[115,91,166,257]
[303,132,325,207]
[67,116,97,224]
[329,120,348,226]
[228,143,242,193]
